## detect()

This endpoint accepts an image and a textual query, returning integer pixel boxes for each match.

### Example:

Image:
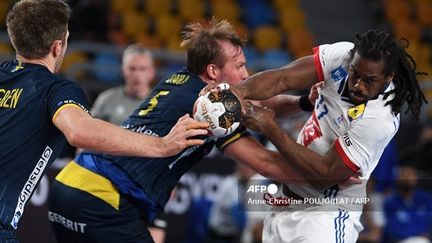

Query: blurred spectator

[382,165,432,243]
[358,138,399,243]
[91,43,156,125]
[399,122,432,191]
[371,138,398,193]
[357,178,385,243]
[207,163,264,243]
[90,43,165,242]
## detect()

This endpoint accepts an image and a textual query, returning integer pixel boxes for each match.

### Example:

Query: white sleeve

[334,115,399,177]
[313,42,354,84]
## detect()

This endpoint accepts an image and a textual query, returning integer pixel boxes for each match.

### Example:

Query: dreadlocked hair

[350,29,427,120]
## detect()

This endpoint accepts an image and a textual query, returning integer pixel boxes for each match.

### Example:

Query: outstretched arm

[224,136,308,184]
[238,56,318,100]
[260,81,324,117]
[54,106,208,158]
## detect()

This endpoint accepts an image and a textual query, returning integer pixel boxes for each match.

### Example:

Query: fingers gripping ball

[193,83,242,138]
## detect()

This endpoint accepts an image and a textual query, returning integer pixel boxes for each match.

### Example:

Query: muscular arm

[54,106,208,157]
[224,136,308,184]
[243,107,358,190]
[258,81,323,117]
[260,95,301,118]
[238,56,318,100]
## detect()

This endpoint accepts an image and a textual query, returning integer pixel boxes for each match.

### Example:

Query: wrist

[260,118,280,138]
[154,137,169,157]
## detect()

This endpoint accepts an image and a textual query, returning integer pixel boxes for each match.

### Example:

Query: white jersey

[287,42,400,210]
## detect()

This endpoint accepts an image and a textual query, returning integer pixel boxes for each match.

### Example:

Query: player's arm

[260,81,323,117]
[242,104,359,190]
[224,136,308,184]
[53,106,208,157]
[237,56,318,100]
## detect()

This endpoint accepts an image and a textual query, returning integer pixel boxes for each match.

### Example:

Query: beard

[348,91,367,104]
[53,54,64,73]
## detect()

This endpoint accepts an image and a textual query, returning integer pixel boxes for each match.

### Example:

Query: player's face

[216,41,249,85]
[347,52,393,104]
[122,54,155,93]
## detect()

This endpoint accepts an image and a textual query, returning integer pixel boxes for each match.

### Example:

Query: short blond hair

[181,18,245,75]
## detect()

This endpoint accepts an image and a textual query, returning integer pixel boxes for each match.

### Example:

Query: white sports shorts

[263,207,363,243]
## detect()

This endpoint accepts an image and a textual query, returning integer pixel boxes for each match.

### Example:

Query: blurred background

[0,0,431,242]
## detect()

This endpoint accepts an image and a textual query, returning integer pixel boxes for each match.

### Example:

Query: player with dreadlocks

[229,29,427,242]
[350,31,426,119]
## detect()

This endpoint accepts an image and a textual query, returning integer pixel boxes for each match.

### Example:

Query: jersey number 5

[138,90,170,116]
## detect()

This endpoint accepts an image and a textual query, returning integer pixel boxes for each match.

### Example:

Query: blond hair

[180,18,245,75]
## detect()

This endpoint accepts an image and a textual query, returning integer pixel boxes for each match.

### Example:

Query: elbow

[304,170,344,191]
[302,166,336,191]
[64,126,88,148]
[307,180,332,191]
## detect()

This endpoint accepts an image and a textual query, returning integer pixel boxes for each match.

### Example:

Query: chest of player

[301,85,366,151]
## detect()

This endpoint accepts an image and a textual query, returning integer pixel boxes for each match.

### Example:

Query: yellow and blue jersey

[0,60,90,230]
[66,68,248,222]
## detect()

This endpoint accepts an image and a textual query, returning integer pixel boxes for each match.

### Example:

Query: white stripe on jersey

[10,146,52,229]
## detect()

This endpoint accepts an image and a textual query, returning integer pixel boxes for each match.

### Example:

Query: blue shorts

[48,163,154,243]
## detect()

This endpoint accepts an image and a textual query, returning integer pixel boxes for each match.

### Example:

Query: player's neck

[16,54,55,73]
[199,75,217,85]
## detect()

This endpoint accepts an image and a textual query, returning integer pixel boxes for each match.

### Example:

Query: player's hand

[161,114,209,156]
[339,175,363,189]
[241,101,276,133]
[309,81,324,105]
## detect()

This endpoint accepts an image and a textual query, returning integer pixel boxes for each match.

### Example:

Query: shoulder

[316,41,354,63]
[318,42,354,55]
[315,42,354,83]
[355,102,399,134]
[157,69,205,95]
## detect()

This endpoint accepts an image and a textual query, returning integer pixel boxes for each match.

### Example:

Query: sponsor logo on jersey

[331,66,348,82]
[168,138,212,169]
[122,123,159,136]
[57,100,89,113]
[48,211,87,233]
[332,114,344,129]
[343,133,352,147]
[347,104,365,121]
[11,146,52,229]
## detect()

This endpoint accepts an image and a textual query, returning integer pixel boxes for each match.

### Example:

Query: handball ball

[193,83,242,138]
